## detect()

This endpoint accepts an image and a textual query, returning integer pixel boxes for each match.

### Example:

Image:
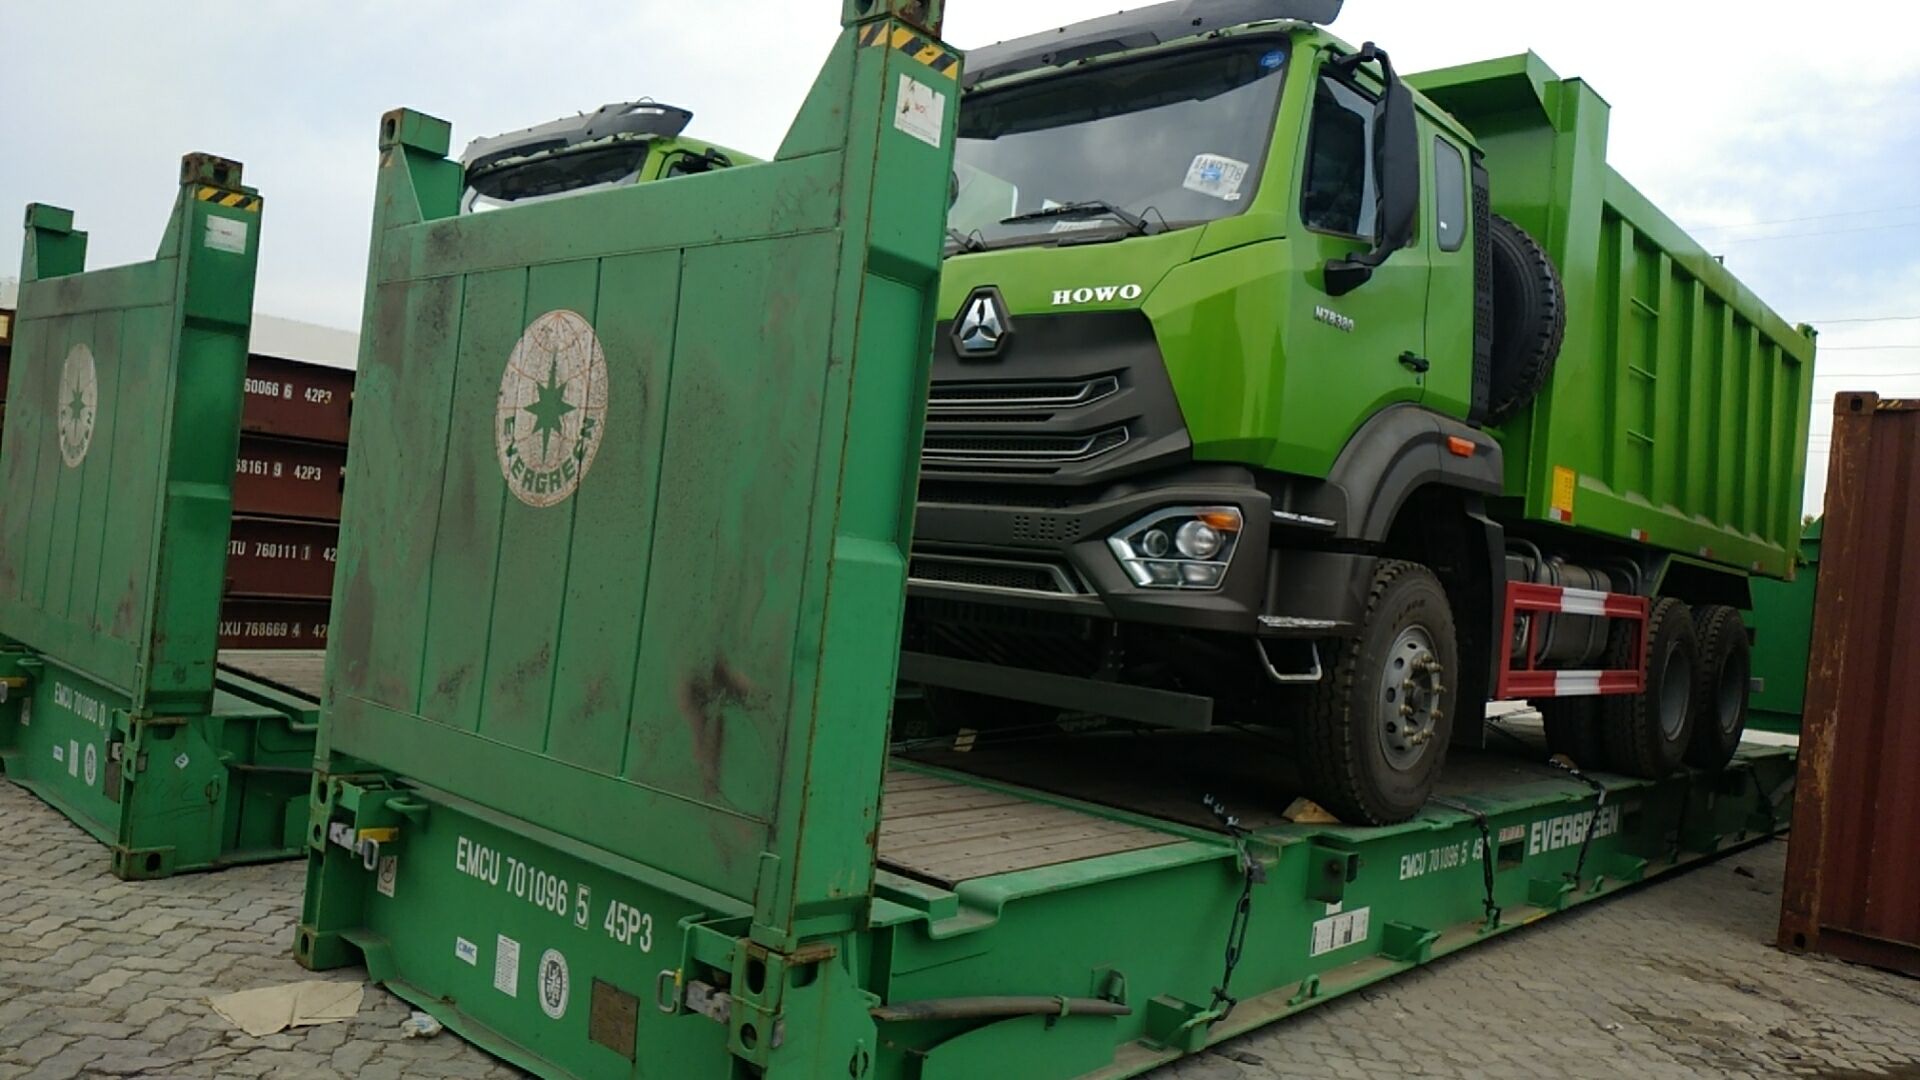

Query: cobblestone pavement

[4,780,1918,1079]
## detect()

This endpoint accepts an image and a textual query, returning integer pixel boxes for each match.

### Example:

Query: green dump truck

[457,99,754,213]
[900,0,1816,823]
[0,158,323,877]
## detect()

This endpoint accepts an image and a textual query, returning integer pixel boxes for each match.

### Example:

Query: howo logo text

[1051,283,1144,306]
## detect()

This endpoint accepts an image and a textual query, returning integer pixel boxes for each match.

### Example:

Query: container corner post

[21,202,86,281]
[844,0,945,34]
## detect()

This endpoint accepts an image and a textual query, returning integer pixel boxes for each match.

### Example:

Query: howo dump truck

[901,0,1817,823]
[300,3,1799,1078]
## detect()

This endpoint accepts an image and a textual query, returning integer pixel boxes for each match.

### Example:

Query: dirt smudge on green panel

[580,674,610,718]
[680,659,752,796]
[424,220,464,265]
[430,664,471,708]
[335,561,374,698]
[505,644,553,686]
[111,579,137,637]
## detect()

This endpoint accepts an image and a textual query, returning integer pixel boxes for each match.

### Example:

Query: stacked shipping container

[224,351,353,649]
[0,303,351,651]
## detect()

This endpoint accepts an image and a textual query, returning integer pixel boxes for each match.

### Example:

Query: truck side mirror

[1324,43,1419,297]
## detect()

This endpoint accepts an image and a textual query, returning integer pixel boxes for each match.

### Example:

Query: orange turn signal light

[1199,510,1242,532]
[1447,436,1477,458]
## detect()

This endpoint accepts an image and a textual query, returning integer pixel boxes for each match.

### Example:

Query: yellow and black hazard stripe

[196,186,263,213]
[860,22,959,78]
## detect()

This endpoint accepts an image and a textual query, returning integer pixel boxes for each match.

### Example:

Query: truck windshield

[950,40,1288,249]
[463,142,649,213]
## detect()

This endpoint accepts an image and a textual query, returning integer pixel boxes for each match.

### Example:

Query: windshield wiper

[946,227,987,253]
[1000,200,1153,236]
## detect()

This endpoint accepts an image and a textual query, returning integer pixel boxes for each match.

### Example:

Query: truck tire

[1300,561,1457,825]
[1487,215,1566,424]
[1685,605,1751,769]
[1600,598,1698,777]
[1540,697,1607,771]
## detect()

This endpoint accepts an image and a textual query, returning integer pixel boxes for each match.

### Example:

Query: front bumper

[910,467,1275,636]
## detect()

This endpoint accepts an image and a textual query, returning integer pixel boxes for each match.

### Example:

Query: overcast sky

[4,1,1918,513]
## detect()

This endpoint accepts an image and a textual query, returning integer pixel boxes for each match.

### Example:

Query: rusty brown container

[1779,393,1920,977]
[225,516,340,599]
[233,434,347,521]
[218,598,330,650]
[242,354,354,444]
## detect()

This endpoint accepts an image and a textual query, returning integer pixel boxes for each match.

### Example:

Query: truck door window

[1434,137,1467,252]
[1301,77,1376,239]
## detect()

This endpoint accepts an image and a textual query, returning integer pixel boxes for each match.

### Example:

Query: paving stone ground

[3,779,1916,1079]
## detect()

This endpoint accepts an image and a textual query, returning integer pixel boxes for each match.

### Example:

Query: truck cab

[906,1,1503,820]
[459,100,755,214]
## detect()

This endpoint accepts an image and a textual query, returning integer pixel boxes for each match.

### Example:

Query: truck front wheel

[1299,561,1458,825]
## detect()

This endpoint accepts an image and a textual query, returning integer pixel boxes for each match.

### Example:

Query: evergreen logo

[537,949,569,1020]
[496,311,609,508]
[57,343,98,468]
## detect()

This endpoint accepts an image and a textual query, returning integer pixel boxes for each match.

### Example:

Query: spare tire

[1486,215,1566,424]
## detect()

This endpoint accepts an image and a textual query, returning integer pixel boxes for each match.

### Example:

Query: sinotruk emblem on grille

[953,286,1012,358]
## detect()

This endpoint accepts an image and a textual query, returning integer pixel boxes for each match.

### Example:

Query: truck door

[1285,67,1431,458]
[1421,133,1476,415]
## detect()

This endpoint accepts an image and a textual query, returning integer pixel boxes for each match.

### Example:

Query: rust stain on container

[225,516,340,600]
[233,434,347,520]
[219,598,330,651]
[242,354,354,444]
[1779,393,1920,977]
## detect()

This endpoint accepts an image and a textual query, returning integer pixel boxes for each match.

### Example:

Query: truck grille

[920,310,1188,484]
[928,375,1120,415]
[922,427,1129,470]
[909,554,1085,596]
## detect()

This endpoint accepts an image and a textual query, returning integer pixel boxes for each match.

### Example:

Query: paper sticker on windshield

[895,75,947,150]
[1184,154,1249,202]
[1050,219,1107,235]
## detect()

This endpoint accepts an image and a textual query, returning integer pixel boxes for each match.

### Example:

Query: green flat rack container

[298,7,1797,1078]
[0,156,322,879]
[1749,518,1821,733]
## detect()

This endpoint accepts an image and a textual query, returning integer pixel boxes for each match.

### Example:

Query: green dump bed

[1412,54,1817,579]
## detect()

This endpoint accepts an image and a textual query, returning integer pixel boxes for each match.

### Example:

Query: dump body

[1780,394,1920,977]
[1412,54,1816,578]
[0,158,321,877]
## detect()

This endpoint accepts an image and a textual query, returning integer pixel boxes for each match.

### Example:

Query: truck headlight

[1108,507,1242,590]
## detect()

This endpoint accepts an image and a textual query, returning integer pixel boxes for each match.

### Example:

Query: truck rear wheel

[1600,598,1697,777]
[1487,214,1566,424]
[1540,697,1607,771]
[1300,561,1457,825]
[1685,605,1750,769]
